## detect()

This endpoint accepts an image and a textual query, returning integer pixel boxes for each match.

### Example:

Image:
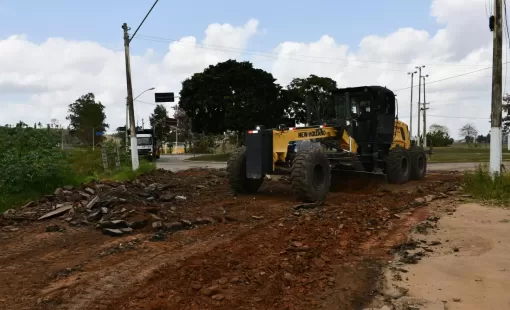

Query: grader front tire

[290,148,331,203]
[227,147,264,194]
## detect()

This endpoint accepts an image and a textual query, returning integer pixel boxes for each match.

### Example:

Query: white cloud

[0,19,260,130]
[0,0,501,138]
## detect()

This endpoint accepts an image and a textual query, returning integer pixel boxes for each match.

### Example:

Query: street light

[126,87,155,151]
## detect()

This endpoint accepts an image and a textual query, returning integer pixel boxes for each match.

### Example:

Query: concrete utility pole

[490,0,503,174]
[407,70,417,139]
[125,98,129,152]
[122,23,139,170]
[415,65,426,145]
[422,74,430,147]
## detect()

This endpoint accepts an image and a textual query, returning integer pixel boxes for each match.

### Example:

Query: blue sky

[0,0,438,54]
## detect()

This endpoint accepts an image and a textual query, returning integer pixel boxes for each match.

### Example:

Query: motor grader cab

[227,86,427,202]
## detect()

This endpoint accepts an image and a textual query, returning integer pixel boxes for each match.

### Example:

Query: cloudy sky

[0,0,503,138]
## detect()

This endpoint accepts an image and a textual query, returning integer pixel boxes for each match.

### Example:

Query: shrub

[0,126,154,211]
[0,127,73,194]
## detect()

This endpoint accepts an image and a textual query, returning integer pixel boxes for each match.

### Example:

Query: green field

[429,146,510,163]
[187,145,510,164]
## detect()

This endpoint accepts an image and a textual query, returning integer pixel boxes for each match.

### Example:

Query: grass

[429,146,510,163]
[187,153,232,162]
[183,145,510,164]
[463,164,510,203]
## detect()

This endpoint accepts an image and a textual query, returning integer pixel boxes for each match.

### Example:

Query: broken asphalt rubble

[2,168,227,237]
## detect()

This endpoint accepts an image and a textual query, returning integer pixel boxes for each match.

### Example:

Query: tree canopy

[173,106,192,143]
[66,93,108,146]
[149,104,172,147]
[426,123,453,147]
[178,59,291,134]
[286,74,338,124]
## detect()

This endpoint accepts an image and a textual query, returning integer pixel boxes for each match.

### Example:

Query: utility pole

[125,98,129,152]
[407,70,417,139]
[422,74,430,147]
[92,127,95,151]
[415,65,426,145]
[123,23,140,170]
[490,0,503,174]
[175,119,179,154]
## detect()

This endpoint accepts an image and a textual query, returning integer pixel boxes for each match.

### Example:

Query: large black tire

[227,147,264,194]
[385,147,411,184]
[290,147,331,202]
[409,146,427,180]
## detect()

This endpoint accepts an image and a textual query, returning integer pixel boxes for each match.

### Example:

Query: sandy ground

[368,202,510,310]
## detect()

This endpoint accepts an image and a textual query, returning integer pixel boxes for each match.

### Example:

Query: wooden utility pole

[490,0,503,174]
[122,23,140,170]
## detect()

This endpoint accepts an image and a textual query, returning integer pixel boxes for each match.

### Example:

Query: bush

[0,127,74,194]
[0,127,154,211]
[190,134,217,154]
[463,164,510,202]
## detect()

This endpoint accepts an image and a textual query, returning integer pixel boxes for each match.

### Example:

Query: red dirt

[0,168,461,310]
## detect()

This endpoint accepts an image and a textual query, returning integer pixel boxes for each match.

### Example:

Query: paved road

[156,155,226,172]
[157,155,507,172]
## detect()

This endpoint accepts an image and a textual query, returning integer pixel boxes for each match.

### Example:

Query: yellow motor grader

[227,86,427,202]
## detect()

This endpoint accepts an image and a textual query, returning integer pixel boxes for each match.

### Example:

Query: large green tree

[66,93,109,146]
[179,59,291,134]
[286,74,338,124]
[149,104,172,147]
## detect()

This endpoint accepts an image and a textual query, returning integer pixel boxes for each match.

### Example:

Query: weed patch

[463,164,510,203]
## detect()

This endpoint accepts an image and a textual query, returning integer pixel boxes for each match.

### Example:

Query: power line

[392,64,509,92]
[400,114,490,120]
[134,34,491,68]
[129,0,160,44]
[135,36,408,72]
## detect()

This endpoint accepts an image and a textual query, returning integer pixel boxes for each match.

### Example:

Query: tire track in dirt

[39,222,266,310]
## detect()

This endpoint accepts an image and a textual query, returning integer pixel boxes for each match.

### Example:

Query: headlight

[346,120,351,126]
[256,126,261,130]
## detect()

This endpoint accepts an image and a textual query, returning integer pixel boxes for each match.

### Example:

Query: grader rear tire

[409,146,427,180]
[227,147,264,193]
[385,147,411,184]
[290,148,331,202]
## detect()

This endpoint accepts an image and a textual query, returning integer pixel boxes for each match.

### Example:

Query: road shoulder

[366,198,510,310]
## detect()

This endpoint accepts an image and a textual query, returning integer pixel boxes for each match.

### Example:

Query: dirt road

[0,168,462,310]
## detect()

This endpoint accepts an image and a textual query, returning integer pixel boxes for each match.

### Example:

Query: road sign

[155,92,175,103]
[95,132,104,136]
